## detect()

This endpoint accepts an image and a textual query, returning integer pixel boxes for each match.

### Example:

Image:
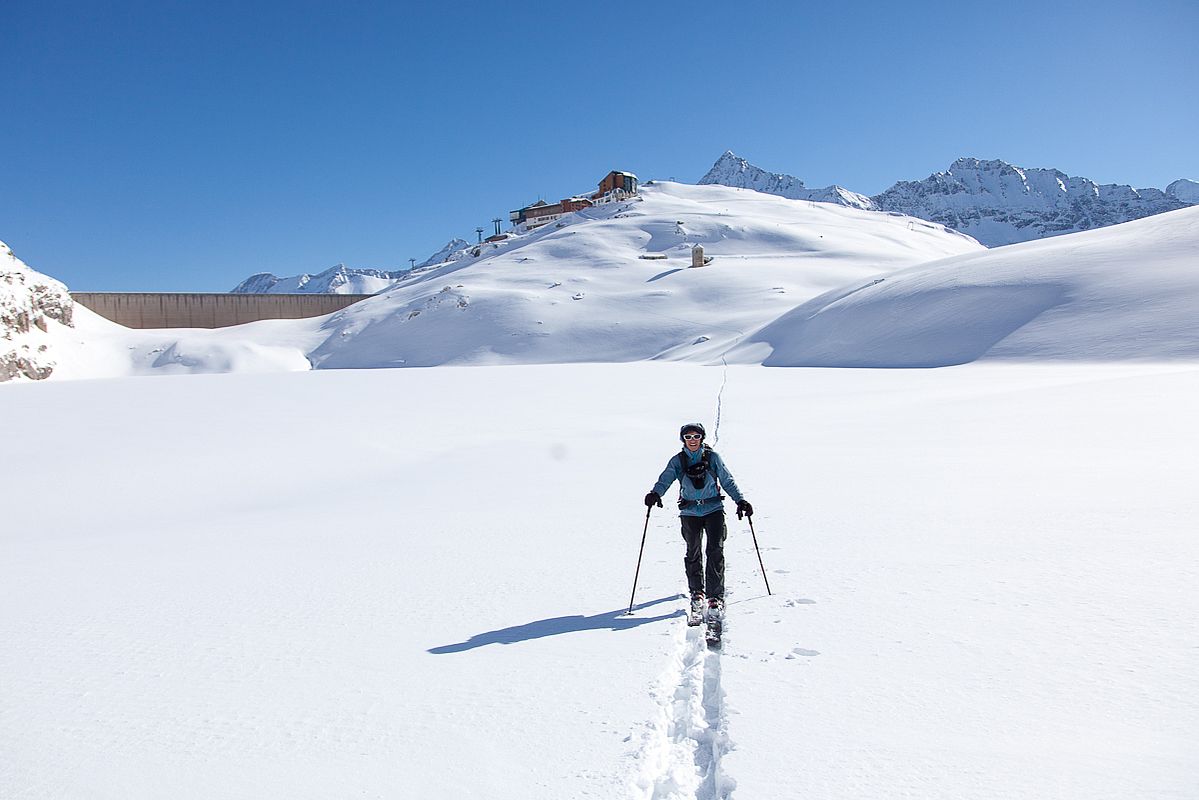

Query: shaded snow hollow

[731,205,1199,367]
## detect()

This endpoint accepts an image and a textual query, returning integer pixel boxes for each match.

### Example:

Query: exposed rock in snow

[0,241,75,381]
[698,151,875,210]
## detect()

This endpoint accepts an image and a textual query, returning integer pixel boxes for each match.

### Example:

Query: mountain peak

[699,151,876,210]
[700,151,807,193]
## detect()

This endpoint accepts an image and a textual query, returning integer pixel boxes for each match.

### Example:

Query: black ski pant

[681,510,727,600]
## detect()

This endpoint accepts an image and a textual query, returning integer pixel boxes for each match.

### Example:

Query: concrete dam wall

[71,293,373,329]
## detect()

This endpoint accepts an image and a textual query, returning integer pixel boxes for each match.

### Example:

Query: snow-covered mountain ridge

[702,151,1196,247]
[873,157,1191,246]
[230,239,473,294]
[231,264,410,295]
[700,151,875,210]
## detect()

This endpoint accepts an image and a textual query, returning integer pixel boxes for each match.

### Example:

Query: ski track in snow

[635,371,738,799]
[633,613,734,800]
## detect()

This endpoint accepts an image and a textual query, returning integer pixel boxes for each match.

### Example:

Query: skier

[644,423,752,628]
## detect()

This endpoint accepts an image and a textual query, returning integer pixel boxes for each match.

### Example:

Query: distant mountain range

[700,151,1197,247]
[230,238,473,294]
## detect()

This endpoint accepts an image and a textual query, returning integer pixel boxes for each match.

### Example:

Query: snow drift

[732,206,1199,367]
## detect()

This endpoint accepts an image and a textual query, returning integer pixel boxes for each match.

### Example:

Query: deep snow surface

[733,206,1199,366]
[2,363,1196,798]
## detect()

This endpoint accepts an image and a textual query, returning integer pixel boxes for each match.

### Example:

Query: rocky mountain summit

[872,158,1192,246]
[699,151,874,210]
[1,241,75,381]
[701,152,1196,247]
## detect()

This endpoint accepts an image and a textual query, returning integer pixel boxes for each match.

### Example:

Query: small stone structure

[691,245,705,268]
[72,293,372,329]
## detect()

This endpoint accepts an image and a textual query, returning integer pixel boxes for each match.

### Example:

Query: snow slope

[732,206,1199,367]
[306,181,980,368]
[2,362,1196,798]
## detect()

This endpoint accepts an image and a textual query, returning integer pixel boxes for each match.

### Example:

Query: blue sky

[3,0,1196,291]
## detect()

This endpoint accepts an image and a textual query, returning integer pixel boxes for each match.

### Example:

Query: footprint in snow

[786,648,820,659]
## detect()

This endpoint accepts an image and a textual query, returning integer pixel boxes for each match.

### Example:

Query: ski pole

[627,506,652,615]
[747,515,772,595]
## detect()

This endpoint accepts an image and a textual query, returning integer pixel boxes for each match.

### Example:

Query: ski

[705,616,723,649]
[705,601,724,649]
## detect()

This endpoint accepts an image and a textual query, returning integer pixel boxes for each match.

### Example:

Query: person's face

[683,432,703,452]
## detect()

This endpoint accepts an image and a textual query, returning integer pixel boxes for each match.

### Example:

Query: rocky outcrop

[1,241,75,381]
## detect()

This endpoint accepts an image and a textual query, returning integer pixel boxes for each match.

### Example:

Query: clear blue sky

[3,0,1196,291]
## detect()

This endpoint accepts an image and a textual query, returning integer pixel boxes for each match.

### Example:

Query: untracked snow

[732,206,1199,367]
[1,362,1196,798]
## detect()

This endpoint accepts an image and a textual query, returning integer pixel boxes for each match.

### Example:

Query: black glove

[644,491,662,508]
[736,499,753,519]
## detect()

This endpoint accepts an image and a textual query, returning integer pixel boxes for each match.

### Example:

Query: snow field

[2,362,1197,798]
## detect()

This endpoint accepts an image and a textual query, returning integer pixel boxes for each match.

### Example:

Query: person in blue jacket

[645,422,752,617]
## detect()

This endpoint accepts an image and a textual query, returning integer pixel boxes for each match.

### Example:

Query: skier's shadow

[428,595,681,654]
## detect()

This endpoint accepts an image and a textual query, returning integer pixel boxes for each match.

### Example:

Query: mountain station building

[510,170,638,231]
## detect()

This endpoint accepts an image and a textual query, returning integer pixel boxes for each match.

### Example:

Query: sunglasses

[682,433,704,441]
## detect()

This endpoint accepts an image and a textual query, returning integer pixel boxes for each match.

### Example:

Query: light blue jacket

[652,446,744,517]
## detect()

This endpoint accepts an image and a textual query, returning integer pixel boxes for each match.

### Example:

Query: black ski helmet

[679,422,706,441]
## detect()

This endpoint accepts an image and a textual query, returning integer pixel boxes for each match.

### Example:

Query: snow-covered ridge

[700,152,1197,247]
[699,151,874,210]
[0,241,75,381]
[230,239,475,295]
[872,157,1192,246]
[230,264,409,295]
